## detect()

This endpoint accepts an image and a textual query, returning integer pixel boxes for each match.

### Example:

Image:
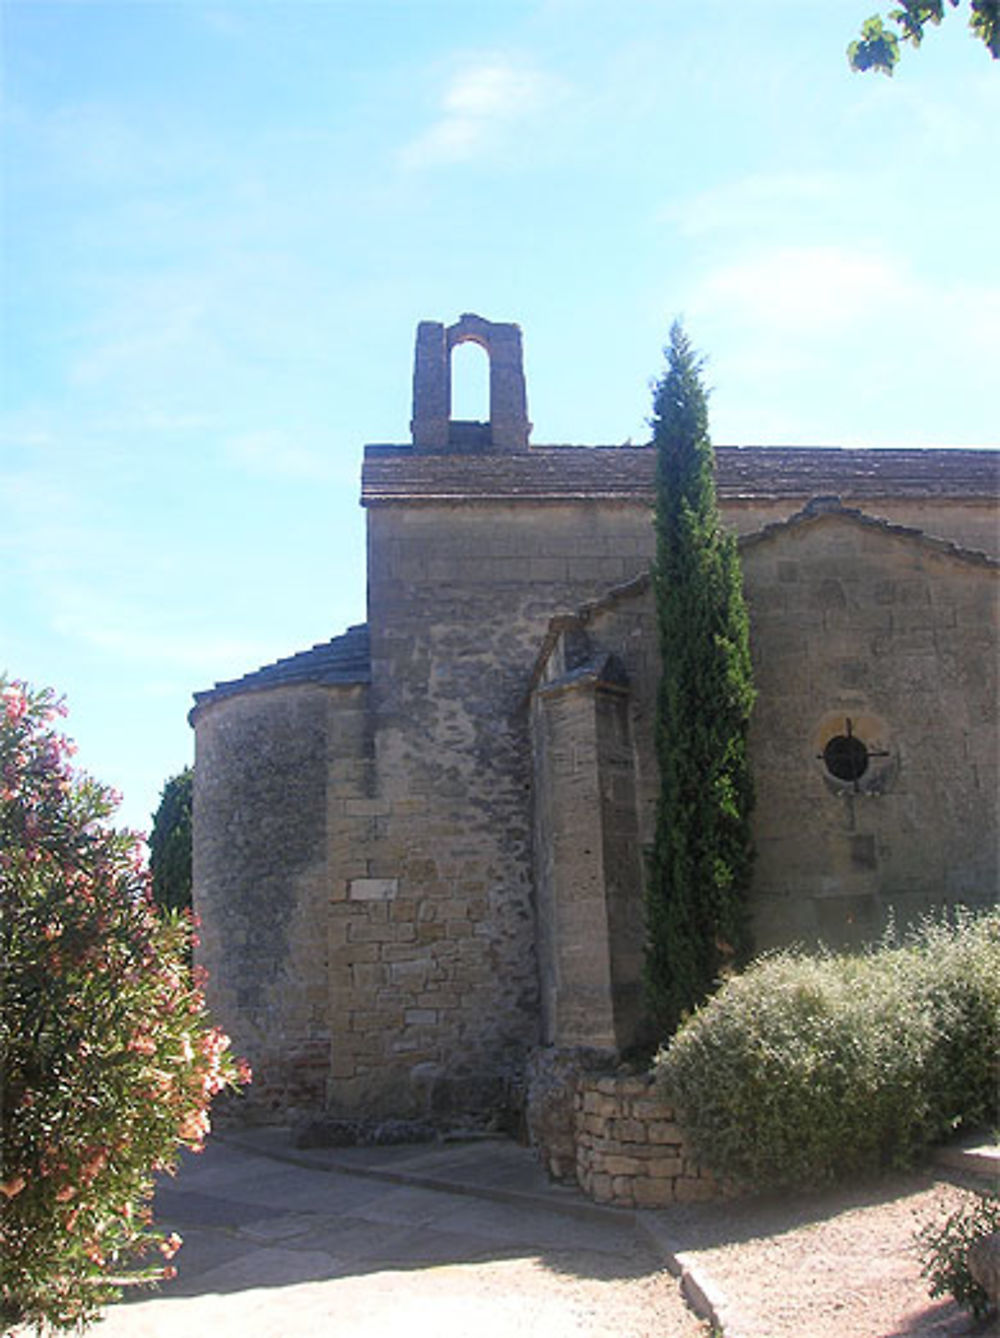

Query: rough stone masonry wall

[357,498,658,1116]
[742,512,999,947]
[193,683,345,1119]
[530,664,646,1054]
[575,1074,726,1207]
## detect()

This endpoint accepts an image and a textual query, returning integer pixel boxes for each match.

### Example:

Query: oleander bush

[0,676,251,1333]
[654,911,1000,1189]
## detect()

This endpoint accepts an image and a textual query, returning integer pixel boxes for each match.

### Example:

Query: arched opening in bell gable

[450,338,490,424]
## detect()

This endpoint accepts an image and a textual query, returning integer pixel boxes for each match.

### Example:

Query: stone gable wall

[562,510,998,955]
[743,514,998,945]
[528,507,997,1054]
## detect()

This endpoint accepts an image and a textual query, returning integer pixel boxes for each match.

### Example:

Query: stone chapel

[190,314,999,1125]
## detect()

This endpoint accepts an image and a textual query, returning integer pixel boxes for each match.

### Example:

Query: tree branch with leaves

[849,1,999,73]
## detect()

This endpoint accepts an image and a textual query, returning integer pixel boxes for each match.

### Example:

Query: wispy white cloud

[1,493,272,679]
[223,429,352,483]
[35,101,147,184]
[688,243,1000,356]
[11,96,220,191]
[67,271,220,389]
[196,6,250,39]
[49,589,272,677]
[680,243,1000,445]
[400,57,566,170]
[666,172,849,239]
[692,245,911,338]
[0,410,58,453]
[847,62,1000,158]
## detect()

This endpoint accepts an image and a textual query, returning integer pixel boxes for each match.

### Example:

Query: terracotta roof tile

[362,444,1000,504]
[191,623,370,714]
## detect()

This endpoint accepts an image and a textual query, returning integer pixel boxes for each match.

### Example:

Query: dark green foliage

[849,1,999,73]
[149,767,193,915]
[917,1190,1000,1321]
[644,322,755,1038]
[655,911,1000,1190]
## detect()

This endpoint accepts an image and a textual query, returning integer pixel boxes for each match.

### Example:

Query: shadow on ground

[882,1302,997,1337]
[652,1166,992,1255]
[131,1136,664,1304]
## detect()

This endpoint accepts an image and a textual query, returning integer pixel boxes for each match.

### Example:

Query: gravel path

[645,1169,998,1337]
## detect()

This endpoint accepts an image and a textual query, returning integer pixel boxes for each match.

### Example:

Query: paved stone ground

[96,1137,709,1338]
[87,1132,1000,1338]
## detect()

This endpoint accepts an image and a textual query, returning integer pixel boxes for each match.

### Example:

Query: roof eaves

[190,624,371,721]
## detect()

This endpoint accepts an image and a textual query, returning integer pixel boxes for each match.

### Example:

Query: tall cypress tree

[644,322,756,1037]
[149,766,193,915]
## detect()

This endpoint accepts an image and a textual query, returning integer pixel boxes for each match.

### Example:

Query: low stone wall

[525,1050,731,1207]
[574,1073,727,1206]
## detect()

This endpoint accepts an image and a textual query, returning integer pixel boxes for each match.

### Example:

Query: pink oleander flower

[2,683,28,724]
[158,1232,182,1260]
[177,1109,210,1143]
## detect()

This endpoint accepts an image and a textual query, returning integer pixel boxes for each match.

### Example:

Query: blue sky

[3,0,998,833]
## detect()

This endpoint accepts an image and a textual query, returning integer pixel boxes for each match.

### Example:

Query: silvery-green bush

[654,911,999,1189]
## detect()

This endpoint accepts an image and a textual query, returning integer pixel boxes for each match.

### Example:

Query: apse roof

[191,622,370,716]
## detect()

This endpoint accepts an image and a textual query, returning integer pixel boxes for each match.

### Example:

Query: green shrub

[653,912,1000,1189]
[0,677,251,1332]
[917,1190,1000,1321]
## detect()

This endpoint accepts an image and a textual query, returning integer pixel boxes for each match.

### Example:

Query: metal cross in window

[818,717,889,792]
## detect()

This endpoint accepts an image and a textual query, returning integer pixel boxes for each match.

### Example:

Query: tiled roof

[362,444,1000,504]
[191,623,370,715]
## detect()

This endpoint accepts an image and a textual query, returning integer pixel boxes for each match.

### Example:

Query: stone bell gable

[190,315,999,1124]
[411,313,531,451]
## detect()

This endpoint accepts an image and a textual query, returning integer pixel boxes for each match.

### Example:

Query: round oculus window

[822,733,869,784]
